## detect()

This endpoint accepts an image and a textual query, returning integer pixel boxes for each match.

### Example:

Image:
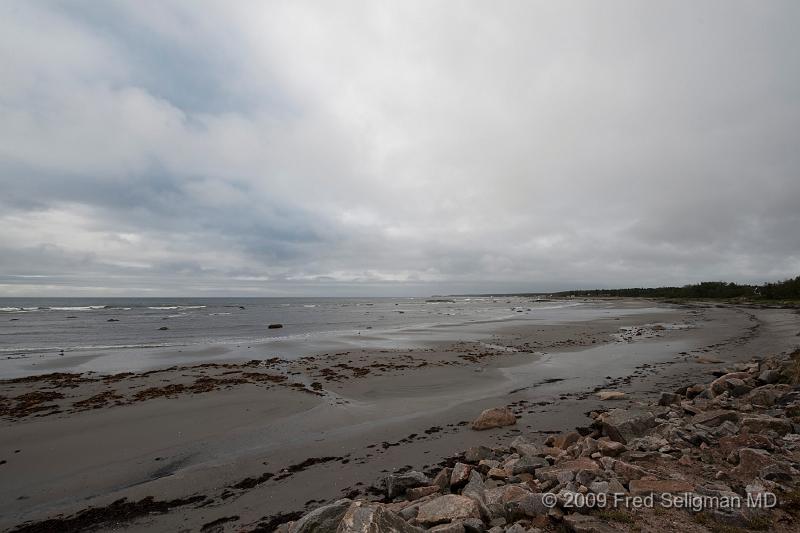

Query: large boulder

[292,499,352,533]
[471,407,517,430]
[597,408,655,444]
[416,495,482,526]
[337,501,423,533]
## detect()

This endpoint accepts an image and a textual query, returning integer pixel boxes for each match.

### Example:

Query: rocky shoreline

[278,349,800,533]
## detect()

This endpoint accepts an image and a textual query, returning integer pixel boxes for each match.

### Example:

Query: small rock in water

[158,326,169,330]
[268,323,284,329]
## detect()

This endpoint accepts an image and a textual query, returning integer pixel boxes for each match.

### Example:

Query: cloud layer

[1,1,799,296]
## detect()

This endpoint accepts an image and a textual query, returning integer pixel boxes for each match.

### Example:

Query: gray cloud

[1,1,799,296]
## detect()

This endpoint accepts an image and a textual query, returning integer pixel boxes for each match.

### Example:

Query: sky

[1,1,799,297]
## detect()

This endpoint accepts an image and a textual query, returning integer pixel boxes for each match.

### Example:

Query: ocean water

[0,296,564,355]
[0,297,658,376]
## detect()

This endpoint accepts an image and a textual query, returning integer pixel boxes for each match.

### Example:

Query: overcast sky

[1,1,798,297]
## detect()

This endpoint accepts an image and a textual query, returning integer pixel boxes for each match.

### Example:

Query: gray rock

[386,471,430,499]
[658,392,681,406]
[511,455,547,475]
[598,408,656,444]
[510,436,543,458]
[462,517,487,533]
[336,501,423,533]
[292,499,352,533]
[465,446,494,463]
[417,495,482,526]
[504,493,550,519]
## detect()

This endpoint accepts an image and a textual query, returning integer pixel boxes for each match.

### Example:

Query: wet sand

[1,300,798,532]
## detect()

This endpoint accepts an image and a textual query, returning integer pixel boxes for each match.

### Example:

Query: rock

[628,479,695,496]
[386,471,430,499]
[563,513,617,533]
[504,493,550,519]
[599,458,648,481]
[417,495,482,526]
[487,467,509,480]
[464,446,494,463]
[462,518,486,533]
[685,384,707,399]
[430,522,465,533]
[741,416,793,436]
[658,392,681,406]
[158,326,169,330]
[504,524,526,533]
[451,463,473,488]
[746,384,792,407]
[510,437,542,458]
[337,501,423,533]
[407,486,441,500]
[550,431,581,450]
[596,391,626,401]
[472,408,517,430]
[511,455,547,475]
[461,471,490,519]
[598,409,655,444]
[719,433,774,455]
[758,369,781,384]
[268,323,284,329]
[731,448,775,480]
[588,481,609,494]
[597,440,625,456]
[691,409,741,428]
[433,468,453,490]
[709,372,752,395]
[292,499,352,533]
[485,485,530,506]
[536,458,599,482]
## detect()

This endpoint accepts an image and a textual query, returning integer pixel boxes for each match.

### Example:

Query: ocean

[0,296,600,376]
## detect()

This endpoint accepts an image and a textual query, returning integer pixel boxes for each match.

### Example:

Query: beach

[1,299,799,532]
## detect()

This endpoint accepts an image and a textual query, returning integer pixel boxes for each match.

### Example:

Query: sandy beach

[1,299,799,532]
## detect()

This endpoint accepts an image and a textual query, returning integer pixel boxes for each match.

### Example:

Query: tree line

[554,276,800,300]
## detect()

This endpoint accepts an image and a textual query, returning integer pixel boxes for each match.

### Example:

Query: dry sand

[1,299,798,532]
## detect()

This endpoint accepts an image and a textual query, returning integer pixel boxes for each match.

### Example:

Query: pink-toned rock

[450,463,472,487]
[709,372,752,395]
[407,485,441,500]
[549,431,581,450]
[416,495,482,526]
[471,407,517,430]
[731,448,775,480]
[597,440,625,457]
[600,457,648,481]
[338,501,423,533]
